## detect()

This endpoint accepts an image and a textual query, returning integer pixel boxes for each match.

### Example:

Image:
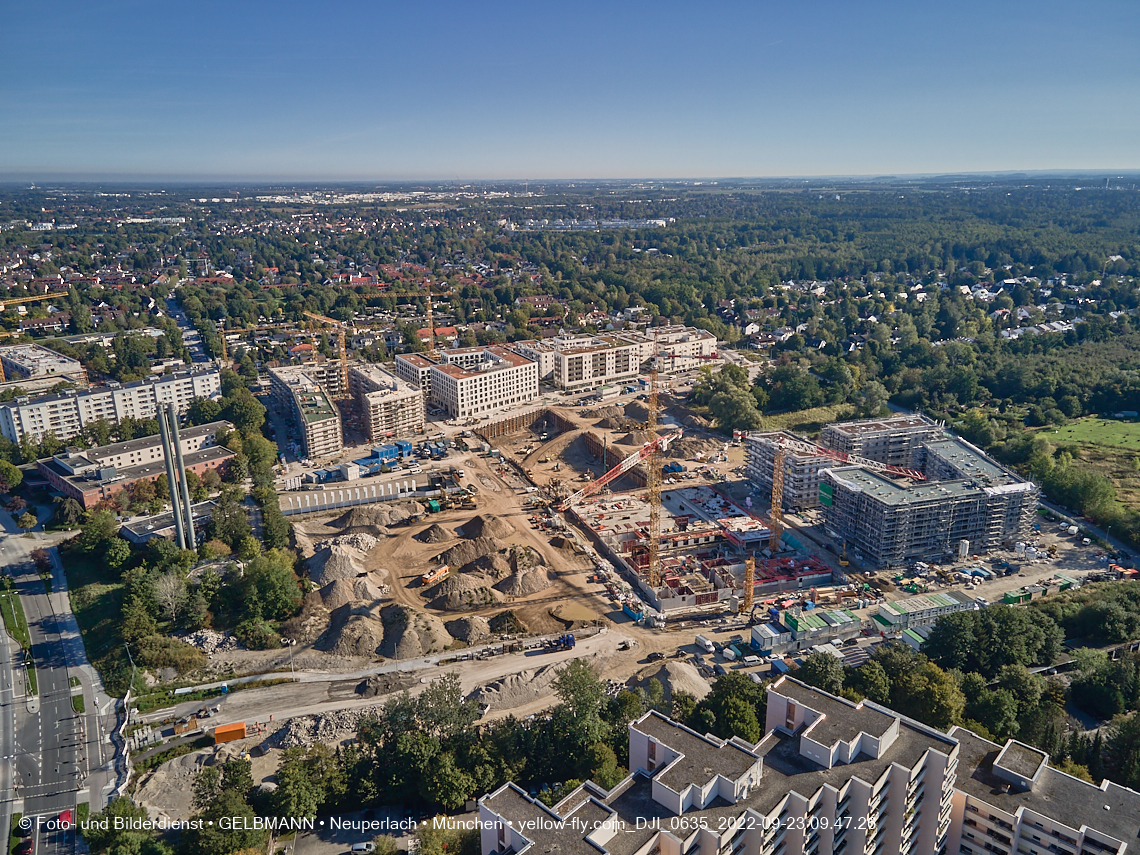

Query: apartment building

[269,366,343,460]
[645,324,719,370]
[744,431,835,511]
[478,678,1140,855]
[821,442,1039,568]
[37,420,234,509]
[348,363,424,442]
[394,352,436,397]
[819,414,943,469]
[512,334,643,390]
[0,343,87,385]
[0,366,221,444]
[429,346,538,418]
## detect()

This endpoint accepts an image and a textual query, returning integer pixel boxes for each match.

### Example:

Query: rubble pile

[181,630,242,656]
[267,708,374,749]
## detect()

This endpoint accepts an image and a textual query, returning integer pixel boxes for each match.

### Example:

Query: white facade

[268,366,343,460]
[349,363,424,442]
[428,346,538,418]
[0,367,221,443]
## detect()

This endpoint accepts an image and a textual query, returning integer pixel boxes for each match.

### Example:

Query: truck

[546,633,576,651]
[695,634,715,653]
[422,564,450,586]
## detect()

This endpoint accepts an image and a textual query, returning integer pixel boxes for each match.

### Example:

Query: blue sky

[3,1,1138,180]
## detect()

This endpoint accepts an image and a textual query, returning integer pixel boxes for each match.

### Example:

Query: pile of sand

[595,416,638,431]
[551,602,599,627]
[548,536,577,553]
[666,437,721,460]
[469,663,563,709]
[624,401,650,423]
[583,405,625,420]
[618,430,652,446]
[419,523,452,544]
[465,552,512,579]
[319,573,388,610]
[308,533,378,586]
[436,536,505,568]
[428,573,505,611]
[456,515,513,540]
[628,661,711,703]
[379,603,452,659]
[445,615,492,643]
[494,567,554,597]
[331,502,422,531]
[314,606,386,657]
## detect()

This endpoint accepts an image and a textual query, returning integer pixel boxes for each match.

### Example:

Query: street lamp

[281,638,296,682]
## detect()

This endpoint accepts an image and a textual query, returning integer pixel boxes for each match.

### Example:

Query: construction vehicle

[422,564,450,586]
[545,633,576,652]
[838,542,849,566]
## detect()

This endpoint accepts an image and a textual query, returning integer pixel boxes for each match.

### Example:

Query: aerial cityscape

[2,3,1140,855]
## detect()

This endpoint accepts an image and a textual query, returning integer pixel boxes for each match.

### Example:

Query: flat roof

[0,365,218,410]
[827,466,985,504]
[48,420,232,463]
[951,727,1140,845]
[826,415,937,436]
[0,343,84,374]
[924,437,1025,487]
[41,444,234,488]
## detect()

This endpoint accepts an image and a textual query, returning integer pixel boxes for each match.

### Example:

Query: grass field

[0,589,37,695]
[64,547,131,696]
[762,404,857,437]
[1051,417,1140,451]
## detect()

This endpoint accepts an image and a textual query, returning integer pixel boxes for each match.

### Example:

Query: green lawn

[763,404,857,437]
[72,694,85,714]
[0,588,37,696]
[63,547,131,696]
[1050,417,1140,451]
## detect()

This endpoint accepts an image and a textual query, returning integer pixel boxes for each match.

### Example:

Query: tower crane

[301,311,351,399]
[658,351,720,362]
[557,429,681,512]
[765,435,926,552]
[423,282,439,358]
[0,293,56,310]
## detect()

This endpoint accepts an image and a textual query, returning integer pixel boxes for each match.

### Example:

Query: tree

[82,796,173,855]
[16,511,36,532]
[551,659,610,756]
[797,652,845,695]
[244,549,301,620]
[120,594,157,643]
[79,509,119,553]
[849,660,891,704]
[105,537,131,570]
[222,390,267,435]
[237,536,261,563]
[31,548,51,572]
[52,495,84,527]
[0,459,23,493]
[689,672,767,741]
[719,697,762,742]
[586,742,626,789]
[153,573,187,623]
[857,380,890,416]
[186,397,223,426]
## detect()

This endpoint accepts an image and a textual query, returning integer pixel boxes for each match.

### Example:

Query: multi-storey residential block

[0,366,221,444]
[269,366,343,460]
[478,678,1140,855]
[36,420,234,509]
[512,334,643,390]
[0,343,87,385]
[348,363,424,442]
[429,346,538,418]
[394,353,436,398]
[819,414,943,469]
[744,430,834,511]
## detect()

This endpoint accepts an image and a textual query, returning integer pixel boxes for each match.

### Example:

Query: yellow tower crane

[769,448,786,552]
[0,293,57,310]
[216,322,298,363]
[301,311,350,399]
[740,556,756,616]
[645,335,663,588]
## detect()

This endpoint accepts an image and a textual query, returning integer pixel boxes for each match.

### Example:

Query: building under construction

[744,430,835,511]
[821,435,1038,568]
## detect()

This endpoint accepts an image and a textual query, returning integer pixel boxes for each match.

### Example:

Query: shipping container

[214,722,247,744]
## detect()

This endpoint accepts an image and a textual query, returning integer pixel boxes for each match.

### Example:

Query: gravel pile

[267,708,375,749]
[618,430,652,446]
[582,405,625,420]
[331,502,422,531]
[466,552,512,579]
[428,574,504,611]
[494,567,554,597]
[627,661,711,702]
[314,608,386,657]
[180,630,242,656]
[624,401,650,423]
[379,604,452,659]
[319,574,389,610]
[418,524,453,544]
[665,437,721,460]
[469,663,563,708]
[436,536,505,569]
[308,533,379,586]
[456,515,513,540]
[444,615,492,643]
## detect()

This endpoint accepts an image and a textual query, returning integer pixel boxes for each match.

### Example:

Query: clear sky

[3,0,1138,180]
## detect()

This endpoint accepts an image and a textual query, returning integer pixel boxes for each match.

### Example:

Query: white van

[351,845,376,854]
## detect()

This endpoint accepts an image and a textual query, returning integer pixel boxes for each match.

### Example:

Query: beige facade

[348,363,424,442]
[269,366,342,460]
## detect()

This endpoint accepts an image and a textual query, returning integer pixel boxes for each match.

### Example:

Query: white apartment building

[645,324,719,371]
[348,363,424,442]
[0,367,221,444]
[268,366,343,460]
[428,346,538,418]
[479,677,1140,855]
[512,334,643,391]
[394,353,436,397]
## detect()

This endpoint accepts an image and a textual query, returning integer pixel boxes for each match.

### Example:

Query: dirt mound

[666,437,721,460]
[281,592,332,644]
[445,615,492,643]
[595,416,639,430]
[356,672,418,698]
[319,573,389,610]
[618,430,652,446]
[315,608,386,657]
[583,405,624,420]
[379,604,452,659]
[550,602,599,628]
[489,610,528,634]
[469,663,563,708]
[331,502,422,531]
[628,661,711,702]
[548,536,577,553]
[428,573,505,611]
[418,523,452,544]
[456,515,513,540]
[464,552,512,579]
[494,567,554,597]
[624,401,650,423]
[307,533,378,586]
[436,536,505,568]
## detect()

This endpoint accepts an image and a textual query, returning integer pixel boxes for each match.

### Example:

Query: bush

[134,635,207,673]
[235,618,279,650]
